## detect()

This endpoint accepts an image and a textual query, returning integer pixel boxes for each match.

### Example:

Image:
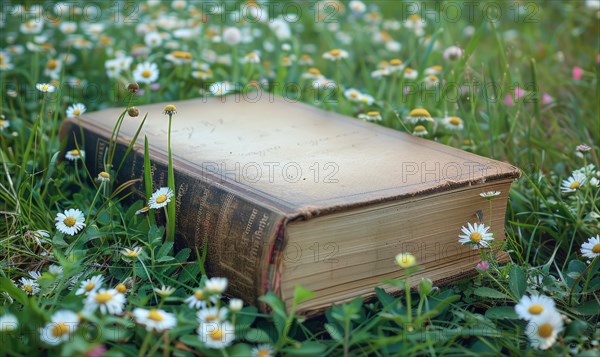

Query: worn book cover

[59,95,520,312]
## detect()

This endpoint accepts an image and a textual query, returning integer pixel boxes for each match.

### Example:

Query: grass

[0,0,598,356]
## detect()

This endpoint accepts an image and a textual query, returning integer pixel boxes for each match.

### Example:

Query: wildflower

[269,17,291,40]
[442,116,463,130]
[580,235,600,260]
[424,74,440,88]
[349,1,366,14]
[576,144,591,152]
[322,49,349,61]
[154,285,176,297]
[395,253,416,268]
[198,321,235,349]
[133,62,159,84]
[542,93,554,105]
[479,191,501,199]
[59,22,77,34]
[526,311,564,350]
[127,82,140,93]
[197,307,227,323]
[39,310,79,346]
[476,261,490,271]
[222,27,242,45]
[424,65,443,75]
[185,289,208,309]
[133,308,177,332]
[165,51,193,65]
[29,271,42,280]
[209,81,235,96]
[0,313,18,332]
[298,54,314,66]
[19,277,40,295]
[135,206,150,215]
[358,111,382,121]
[371,68,390,79]
[204,277,228,295]
[55,208,86,236]
[252,344,274,357]
[443,46,463,61]
[302,67,323,80]
[65,149,84,161]
[359,94,375,105]
[163,104,177,115]
[572,66,583,80]
[403,67,418,80]
[49,265,64,277]
[458,222,494,249]
[388,58,405,72]
[412,125,428,137]
[85,289,126,315]
[191,70,214,80]
[312,78,337,90]
[0,118,9,130]
[128,107,140,117]
[36,83,56,93]
[242,51,260,64]
[66,103,86,118]
[148,187,174,209]
[515,295,557,320]
[344,88,362,102]
[404,14,425,36]
[20,19,44,34]
[121,246,143,259]
[561,172,586,193]
[76,275,104,296]
[405,108,433,123]
[115,283,128,294]
[229,298,243,312]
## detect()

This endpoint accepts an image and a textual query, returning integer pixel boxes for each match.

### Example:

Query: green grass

[0,1,598,356]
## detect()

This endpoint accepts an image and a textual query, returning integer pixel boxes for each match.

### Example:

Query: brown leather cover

[59,95,520,309]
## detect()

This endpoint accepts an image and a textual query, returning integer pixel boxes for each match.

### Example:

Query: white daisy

[55,208,86,236]
[348,1,366,14]
[222,27,242,45]
[133,62,160,84]
[424,65,443,76]
[312,78,337,90]
[403,67,418,80]
[442,116,464,131]
[242,51,260,64]
[322,48,349,61]
[20,19,43,34]
[48,265,64,277]
[197,307,227,323]
[198,321,235,349]
[121,246,143,259]
[165,51,193,65]
[358,93,375,105]
[0,118,9,130]
[66,103,86,118]
[36,83,56,93]
[229,298,243,313]
[75,275,104,296]
[395,253,417,268]
[252,344,274,357]
[443,46,463,62]
[358,111,382,121]
[344,88,362,102]
[480,191,501,199]
[65,149,85,161]
[148,187,174,209]
[458,222,494,249]
[209,81,235,96]
[185,289,208,309]
[204,277,228,295]
[525,311,564,350]
[561,172,586,193]
[371,68,390,79]
[154,285,176,297]
[515,295,557,321]
[19,277,40,296]
[405,108,432,123]
[84,289,126,315]
[144,32,163,48]
[580,235,600,260]
[423,74,440,89]
[132,308,177,332]
[387,59,405,73]
[412,125,428,137]
[97,171,110,182]
[39,310,79,346]
[0,313,18,332]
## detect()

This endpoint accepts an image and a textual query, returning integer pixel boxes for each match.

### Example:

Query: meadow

[0,0,598,356]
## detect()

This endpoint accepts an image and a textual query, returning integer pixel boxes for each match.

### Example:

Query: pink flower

[514,86,526,100]
[505,94,515,107]
[576,144,591,152]
[150,83,160,90]
[84,345,107,357]
[597,54,600,63]
[476,261,489,271]
[542,93,554,105]
[573,66,583,80]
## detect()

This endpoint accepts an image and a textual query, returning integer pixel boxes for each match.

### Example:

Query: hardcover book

[59,95,520,312]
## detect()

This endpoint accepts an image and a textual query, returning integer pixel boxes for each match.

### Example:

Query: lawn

[0,0,598,356]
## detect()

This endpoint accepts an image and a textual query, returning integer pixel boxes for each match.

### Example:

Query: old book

[59,95,520,313]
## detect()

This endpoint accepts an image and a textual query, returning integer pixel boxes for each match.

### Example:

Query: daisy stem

[166,113,176,243]
[404,271,412,324]
[86,182,104,223]
[138,332,153,357]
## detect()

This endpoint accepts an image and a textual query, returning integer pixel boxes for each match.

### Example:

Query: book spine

[62,122,285,305]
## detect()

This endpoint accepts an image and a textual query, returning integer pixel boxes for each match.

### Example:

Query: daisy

[576,144,591,152]
[480,191,501,199]
[133,62,160,84]
[412,125,428,137]
[132,308,177,332]
[66,103,86,118]
[344,88,363,102]
[359,94,375,105]
[192,70,214,80]
[85,289,126,315]
[144,32,163,48]
[252,344,274,357]
[242,51,260,64]
[229,298,243,312]
[458,222,494,249]
[204,277,228,295]
[443,46,463,61]
[322,49,349,61]
[44,59,62,78]
[36,83,56,93]
[395,253,416,268]
[65,149,84,161]
[49,265,64,277]
[39,310,79,346]
[405,108,433,123]
[29,271,42,280]
[358,111,382,121]
[580,235,600,260]
[560,172,586,193]
[222,27,242,45]
[442,116,464,130]
[59,22,77,34]
[515,295,557,321]
[97,171,110,182]
[121,246,143,259]
[312,78,337,90]
[302,67,323,80]
[424,74,440,89]
[298,54,314,66]
[403,67,418,80]
[525,311,564,350]
[154,285,176,297]
[163,104,177,115]
[165,51,193,65]
[209,81,235,96]
[0,313,18,332]
[424,65,443,75]
[20,19,43,34]
[197,307,227,323]
[19,277,40,295]
[185,289,208,309]
[148,187,174,209]
[0,118,9,130]
[198,321,235,349]
[136,206,150,215]
[55,209,86,236]
[75,275,104,296]
[388,58,405,72]
[371,68,390,79]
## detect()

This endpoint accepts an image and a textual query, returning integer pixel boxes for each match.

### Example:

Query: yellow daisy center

[592,243,600,253]
[308,68,321,76]
[116,284,127,293]
[148,309,164,322]
[205,314,218,322]
[414,125,426,132]
[301,54,311,61]
[41,84,49,91]
[470,232,482,243]
[95,291,113,304]
[0,120,5,126]
[329,49,341,56]
[73,109,80,115]
[431,65,443,72]
[449,117,462,126]
[408,108,431,118]
[258,349,270,357]
[367,111,380,116]
[538,323,553,338]
[209,328,223,341]
[47,60,58,70]
[63,216,76,227]
[194,290,204,300]
[405,67,414,73]
[528,304,544,315]
[24,285,33,292]
[409,14,421,21]
[155,194,168,203]
[99,172,110,179]
[142,69,151,78]
[171,51,192,60]
[350,92,358,98]
[163,104,177,112]
[69,149,80,156]
[390,59,402,66]
[85,282,95,291]
[569,181,580,189]
[125,249,139,257]
[51,322,69,337]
